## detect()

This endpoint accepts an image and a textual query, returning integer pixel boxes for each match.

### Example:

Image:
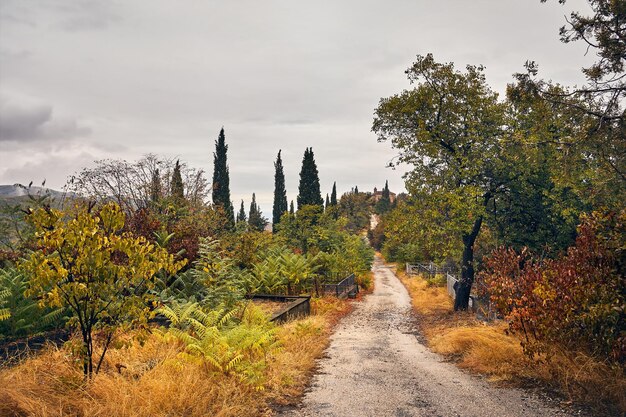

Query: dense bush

[479,210,625,363]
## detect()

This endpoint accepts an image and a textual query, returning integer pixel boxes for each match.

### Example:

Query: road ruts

[278,255,589,417]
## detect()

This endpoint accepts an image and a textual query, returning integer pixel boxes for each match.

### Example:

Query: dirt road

[280,256,588,417]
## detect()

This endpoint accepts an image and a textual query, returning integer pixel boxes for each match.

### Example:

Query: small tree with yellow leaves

[21,202,185,377]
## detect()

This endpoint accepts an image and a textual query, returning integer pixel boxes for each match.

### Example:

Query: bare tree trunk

[454,216,483,311]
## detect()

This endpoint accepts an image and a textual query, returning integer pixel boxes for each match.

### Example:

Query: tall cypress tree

[272,150,288,232]
[237,200,247,223]
[150,168,162,203]
[212,128,234,227]
[297,147,323,209]
[171,160,185,201]
[289,200,295,216]
[330,182,337,206]
[376,180,392,214]
[325,193,330,208]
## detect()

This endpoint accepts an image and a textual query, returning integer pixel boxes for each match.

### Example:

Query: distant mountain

[0,185,69,203]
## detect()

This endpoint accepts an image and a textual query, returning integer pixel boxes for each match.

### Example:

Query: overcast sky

[0,0,594,217]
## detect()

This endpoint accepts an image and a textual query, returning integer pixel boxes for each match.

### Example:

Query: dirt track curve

[279,255,590,417]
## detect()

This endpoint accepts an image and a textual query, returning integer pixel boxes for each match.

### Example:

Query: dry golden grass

[393,264,626,415]
[0,297,353,417]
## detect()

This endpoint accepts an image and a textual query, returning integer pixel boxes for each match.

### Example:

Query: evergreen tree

[325,193,330,209]
[212,128,234,227]
[272,150,288,232]
[297,147,323,209]
[171,160,185,201]
[289,200,295,216]
[150,168,162,203]
[330,182,337,206]
[354,185,359,194]
[248,193,268,232]
[376,180,392,214]
[236,200,247,223]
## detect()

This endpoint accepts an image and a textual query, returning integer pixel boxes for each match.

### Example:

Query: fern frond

[0,308,10,321]
[218,307,239,327]
[204,353,224,371]
[39,308,65,326]
[225,354,244,372]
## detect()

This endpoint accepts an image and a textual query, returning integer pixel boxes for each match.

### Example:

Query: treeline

[0,131,380,382]
[370,0,624,367]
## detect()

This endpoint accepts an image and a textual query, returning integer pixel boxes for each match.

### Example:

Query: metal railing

[323,273,358,298]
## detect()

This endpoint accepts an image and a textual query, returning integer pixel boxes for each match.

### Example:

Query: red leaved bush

[479,210,625,363]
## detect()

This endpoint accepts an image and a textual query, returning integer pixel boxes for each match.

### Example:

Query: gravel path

[279,255,589,417]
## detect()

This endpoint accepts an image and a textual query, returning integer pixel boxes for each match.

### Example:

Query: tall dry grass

[0,297,352,417]
[394,265,626,416]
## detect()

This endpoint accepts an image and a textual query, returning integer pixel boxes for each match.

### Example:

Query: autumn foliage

[479,210,625,363]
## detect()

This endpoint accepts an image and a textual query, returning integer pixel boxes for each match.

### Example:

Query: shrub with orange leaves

[479,210,625,363]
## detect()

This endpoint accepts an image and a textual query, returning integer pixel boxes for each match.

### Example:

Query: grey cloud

[54,1,121,32]
[0,97,91,142]
[0,0,121,31]
[0,0,595,203]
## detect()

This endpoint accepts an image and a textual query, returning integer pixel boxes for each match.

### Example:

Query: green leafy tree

[272,150,288,232]
[212,128,235,228]
[20,202,185,376]
[516,1,626,209]
[297,148,323,209]
[338,191,373,233]
[276,205,323,254]
[373,54,507,310]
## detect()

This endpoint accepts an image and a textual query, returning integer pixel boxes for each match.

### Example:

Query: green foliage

[272,150,288,232]
[297,147,323,209]
[247,248,319,295]
[316,235,374,283]
[479,210,625,363]
[337,190,373,233]
[190,239,249,309]
[158,301,279,387]
[276,205,324,254]
[0,267,66,340]
[380,193,471,264]
[212,128,235,228]
[20,202,185,376]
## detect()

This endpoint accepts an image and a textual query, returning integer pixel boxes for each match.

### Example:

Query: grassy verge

[0,297,353,417]
[393,264,625,416]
